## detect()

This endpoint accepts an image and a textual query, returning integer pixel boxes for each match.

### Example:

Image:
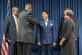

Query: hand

[59,41,63,46]
[59,37,66,46]
[8,39,12,44]
[52,42,56,46]
[37,42,41,46]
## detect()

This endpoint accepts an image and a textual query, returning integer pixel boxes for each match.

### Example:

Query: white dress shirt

[44,19,48,26]
[12,14,19,32]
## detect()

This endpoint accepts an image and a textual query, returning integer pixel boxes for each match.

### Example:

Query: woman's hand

[59,41,63,46]
[59,37,66,46]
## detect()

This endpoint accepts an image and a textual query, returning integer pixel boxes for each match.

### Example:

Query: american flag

[6,0,11,16]
[2,0,11,55]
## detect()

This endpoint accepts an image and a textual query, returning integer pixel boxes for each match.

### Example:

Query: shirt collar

[44,18,48,22]
[12,14,17,18]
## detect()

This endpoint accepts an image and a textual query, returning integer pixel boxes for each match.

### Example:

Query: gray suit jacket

[17,9,39,43]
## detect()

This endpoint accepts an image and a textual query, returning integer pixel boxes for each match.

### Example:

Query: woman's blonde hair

[64,8,74,17]
[64,8,73,15]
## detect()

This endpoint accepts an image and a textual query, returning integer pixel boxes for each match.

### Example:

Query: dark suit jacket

[37,20,57,44]
[4,15,17,44]
[17,9,39,43]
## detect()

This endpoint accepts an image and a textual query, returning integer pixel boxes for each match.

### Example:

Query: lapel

[47,20,50,27]
[11,15,15,24]
[42,20,46,27]
[11,15,16,29]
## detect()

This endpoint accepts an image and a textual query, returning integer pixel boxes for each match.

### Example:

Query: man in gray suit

[17,3,40,55]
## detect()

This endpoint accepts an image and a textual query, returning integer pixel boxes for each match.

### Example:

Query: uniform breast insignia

[50,23,53,26]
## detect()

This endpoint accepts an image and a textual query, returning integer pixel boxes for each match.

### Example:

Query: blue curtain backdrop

[0,0,82,55]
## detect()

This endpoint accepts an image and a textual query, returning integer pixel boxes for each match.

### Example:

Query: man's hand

[8,39,12,44]
[52,42,56,46]
[37,42,41,46]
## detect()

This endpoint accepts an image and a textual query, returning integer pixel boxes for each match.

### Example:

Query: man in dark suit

[4,7,19,55]
[37,10,57,55]
[17,3,40,55]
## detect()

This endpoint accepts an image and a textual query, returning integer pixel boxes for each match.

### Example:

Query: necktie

[45,21,47,26]
[16,17,19,32]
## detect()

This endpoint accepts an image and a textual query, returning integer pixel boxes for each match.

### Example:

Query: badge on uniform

[50,23,53,26]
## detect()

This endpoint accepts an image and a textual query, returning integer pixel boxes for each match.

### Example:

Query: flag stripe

[2,35,8,55]
[2,40,8,55]
[2,40,8,52]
